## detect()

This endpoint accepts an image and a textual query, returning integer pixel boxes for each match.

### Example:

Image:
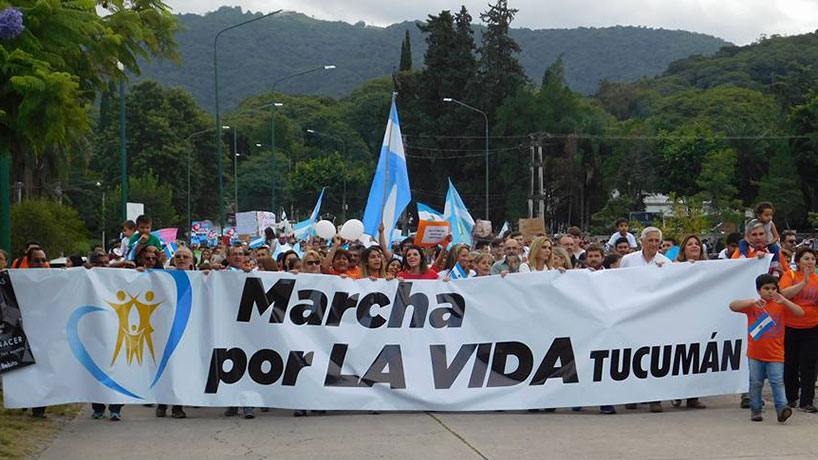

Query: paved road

[37,395,818,460]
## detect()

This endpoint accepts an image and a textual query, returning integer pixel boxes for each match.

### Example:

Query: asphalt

[36,395,818,460]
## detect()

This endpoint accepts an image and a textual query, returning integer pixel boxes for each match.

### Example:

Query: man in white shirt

[621,226,671,268]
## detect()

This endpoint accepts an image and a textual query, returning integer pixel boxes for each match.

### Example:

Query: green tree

[788,93,818,212]
[695,147,740,221]
[755,150,806,226]
[11,199,90,257]
[399,30,412,71]
[104,174,179,239]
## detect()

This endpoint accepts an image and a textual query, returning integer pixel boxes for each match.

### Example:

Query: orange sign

[415,221,451,248]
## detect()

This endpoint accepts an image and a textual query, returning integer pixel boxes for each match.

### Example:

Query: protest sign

[2,258,766,410]
[415,220,450,247]
[518,218,545,240]
[0,272,35,373]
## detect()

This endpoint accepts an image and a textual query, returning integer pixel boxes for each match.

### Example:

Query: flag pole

[381,92,398,223]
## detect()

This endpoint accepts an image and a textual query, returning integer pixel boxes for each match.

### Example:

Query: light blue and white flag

[448,262,469,280]
[443,178,475,246]
[248,236,266,249]
[362,94,411,240]
[497,221,509,238]
[417,202,444,222]
[163,241,178,260]
[293,187,326,241]
[749,310,775,341]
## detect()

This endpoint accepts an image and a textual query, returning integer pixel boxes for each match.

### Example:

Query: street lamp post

[442,97,490,221]
[306,129,347,221]
[117,61,127,222]
[186,128,216,241]
[269,65,335,214]
[97,182,105,251]
[229,126,239,214]
[213,10,281,230]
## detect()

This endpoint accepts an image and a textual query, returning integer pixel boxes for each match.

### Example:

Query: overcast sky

[165,0,818,45]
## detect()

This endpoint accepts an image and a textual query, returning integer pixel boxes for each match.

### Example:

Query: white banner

[2,258,768,410]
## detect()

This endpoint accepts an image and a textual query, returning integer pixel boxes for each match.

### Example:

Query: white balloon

[314,220,336,239]
[339,219,364,241]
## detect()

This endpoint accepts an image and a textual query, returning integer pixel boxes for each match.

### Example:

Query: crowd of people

[2,201,818,424]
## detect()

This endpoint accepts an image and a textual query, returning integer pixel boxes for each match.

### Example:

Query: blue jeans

[749,358,786,412]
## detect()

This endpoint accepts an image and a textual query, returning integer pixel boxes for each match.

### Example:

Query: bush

[11,199,90,258]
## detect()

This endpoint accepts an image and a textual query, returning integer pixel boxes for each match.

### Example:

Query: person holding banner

[322,236,359,279]
[295,250,323,275]
[621,227,671,269]
[385,258,402,280]
[360,246,387,279]
[398,246,438,280]
[472,253,494,277]
[778,247,818,412]
[439,243,471,280]
[491,238,523,275]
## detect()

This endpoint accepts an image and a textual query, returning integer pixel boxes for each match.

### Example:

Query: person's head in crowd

[386,258,402,280]
[173,247,195,270]
[795,247,817,274]
[615,217,630,236]
[66,254,85,268]
[0,248,7,269]
[402,245,429,274]
[603,253,622,269]
[26,246,48,268]
[557,234,576,255]
[755,201,775,225]
[550,246,573,270]
[360,246,386,278]
[528,236,553,271]
[782,248,794,264]
[285,256,301,272]
[473,253,494,277]
[474,240,491,253]
[724,232,742,257]
[122,220,136,238]
[301,250,322,274]
[677,234,707,262]
[506,254,521,273]
[661,238,676,255]
[446,244,471,271]
[508,231,524,248]
[502,237,521,260]
[199,260,212,271]
[89,251,109,268]
[490,238,504,261]
[584,244,604,270]
[331,249,350,274]
[255,245,270,260]
[640,227,663,259]
[745,219,767,250]
[277,231,287,244]
[138,245,161,269]
[396,237,413,256]
[226,245,246,269]
[135,215,153,236]
[782,230,797,253]
[347,243,363,269]
[200,247,212,262]
[615,237,631,255]
[257,256,278,272]
[264,227,275,243]
[281,250,300,272]
[568,227,583,245]
[755,273,779,300]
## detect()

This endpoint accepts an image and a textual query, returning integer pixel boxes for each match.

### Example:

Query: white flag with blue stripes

[749,309,775,341]
[362,95,411,239]
[443,179,475,246]
[417,202,444,222]
[293,187,326,241]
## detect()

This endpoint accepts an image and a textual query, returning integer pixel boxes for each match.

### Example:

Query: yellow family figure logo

[107,290,161,366]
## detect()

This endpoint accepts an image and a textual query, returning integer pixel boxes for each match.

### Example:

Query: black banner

[0,271,35,373]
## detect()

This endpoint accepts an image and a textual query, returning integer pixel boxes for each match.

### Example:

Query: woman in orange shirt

[779,247,818,412]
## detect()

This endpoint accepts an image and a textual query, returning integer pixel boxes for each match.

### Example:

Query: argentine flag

[443,178,475,246]
[448,262,469,280]
[293,187,326,241]
[749,310,775,341]
[362,94,411,240]
[417,202,444,222]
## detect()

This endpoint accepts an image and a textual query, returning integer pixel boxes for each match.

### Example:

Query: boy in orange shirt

[730,274,805,422]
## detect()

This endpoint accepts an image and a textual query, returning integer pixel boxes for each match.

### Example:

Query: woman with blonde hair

[550,246,573,271]
[520,236,553,272]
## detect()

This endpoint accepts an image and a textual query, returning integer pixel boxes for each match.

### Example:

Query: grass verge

[0,391,81,459]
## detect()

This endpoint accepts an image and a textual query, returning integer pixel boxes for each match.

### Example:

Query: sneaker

[171,407,187,419]
[242,407,255,419]
[91,411,105,420]
[571,407,583,412]
[155,406,167,418]
[740,396,750,409]
[751,410,762,422]
[542,408,556,413]
[799,405,818,413]
[624,403,638,410]
[600,405,616,415]
[671,399,682,407]
[778,406,793,423]
[787,400,798,408]
[109,412,122,421]
[649,402,663,413]
[293,410,308,417]
[686,399,707,409]
[224,407,238,417]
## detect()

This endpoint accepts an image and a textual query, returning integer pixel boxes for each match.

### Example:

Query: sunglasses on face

[175,254,191,259]
[305,260,320,266]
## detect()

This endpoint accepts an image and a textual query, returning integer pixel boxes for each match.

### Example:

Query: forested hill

[136,7,729,112]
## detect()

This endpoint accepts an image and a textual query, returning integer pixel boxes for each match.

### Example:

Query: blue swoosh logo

[150,270,192,388]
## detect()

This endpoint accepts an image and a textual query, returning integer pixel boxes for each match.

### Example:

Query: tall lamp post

[442,97,490,221]
[306,129,347,221]
[269,65,335,214]
[96,182,105,251]
[117,61,128,222]
[185,127,215,241]
[213,10,281,229]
